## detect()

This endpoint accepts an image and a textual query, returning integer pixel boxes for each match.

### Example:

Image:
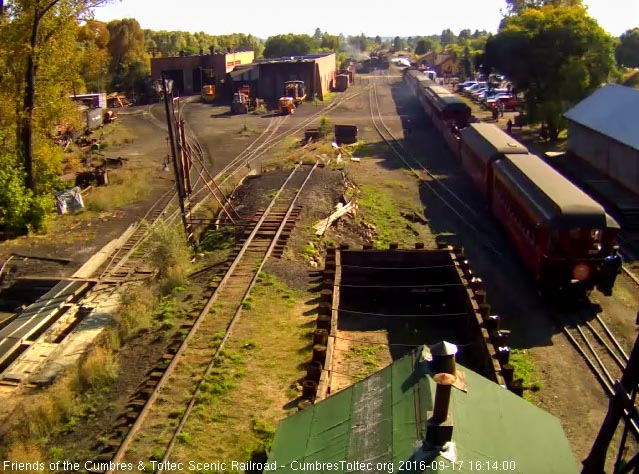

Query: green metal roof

[269,346,577,473]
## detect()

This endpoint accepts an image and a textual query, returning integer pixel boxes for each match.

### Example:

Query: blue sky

[94,0,637,37]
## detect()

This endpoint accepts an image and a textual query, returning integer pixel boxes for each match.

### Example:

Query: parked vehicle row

[403,68,622,297]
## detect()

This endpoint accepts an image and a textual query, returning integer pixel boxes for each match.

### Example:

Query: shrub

[148,222,192,293]
[0,164,51,234]
[79,345,119,390]
[116,285,156,340]
[318,116,332,138]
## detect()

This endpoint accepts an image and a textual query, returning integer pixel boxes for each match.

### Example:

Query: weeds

[148,222,192,293]
[116,285,157,341]
[357,185,412,247]
[249,417,276,458]
[318,116,332,138]
[509,349,542,397]
[199,227,235,251]
[84,170,150,212]
[79,345,119,390]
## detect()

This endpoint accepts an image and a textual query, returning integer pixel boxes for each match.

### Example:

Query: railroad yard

[1,69,638,473]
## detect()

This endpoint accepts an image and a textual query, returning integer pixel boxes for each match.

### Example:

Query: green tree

[374,35,382,45]
[505,0,582,14]
[392,36,406,52]
[313,27,322,41]
[107,18,149,91]
[320,33,340,51]
[415,38,434,55]
[7,0,109,192]
[0,0,102,230]
[616,28,639,67]
[440,28,456,46]
[485,5,616,137]
[263,34,316,58]
[77,20,110,91]
[458,29,472,41]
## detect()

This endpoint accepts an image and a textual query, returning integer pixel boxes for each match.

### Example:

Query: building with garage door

[150,50,254,95]
[251,53,336,102]
[564,84,639,196]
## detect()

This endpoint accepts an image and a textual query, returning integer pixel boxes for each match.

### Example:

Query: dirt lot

[1,72,638,470]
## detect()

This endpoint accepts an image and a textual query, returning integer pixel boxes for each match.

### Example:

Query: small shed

[269,345,577,473]
[564,84,639,196]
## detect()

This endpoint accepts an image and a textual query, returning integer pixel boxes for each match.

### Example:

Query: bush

[116,285,157,340]
[0,164,51,234]
[79,345,119,390]
[318,116,332,138]
[148,222,192,293]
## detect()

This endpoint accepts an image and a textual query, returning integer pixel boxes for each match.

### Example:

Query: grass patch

[148,222,192,294]
[171,272,310,462]
[347,344,385,380]
[357,184,414,247]
[249,417,276,458]
[509,349,542,398]
[116,285,157,341]
[79,345,119,390]
[199,227,235,252]
[84,169,150,212]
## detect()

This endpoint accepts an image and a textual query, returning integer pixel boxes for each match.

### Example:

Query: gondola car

[460,123,528,201]
[491,153,620,294]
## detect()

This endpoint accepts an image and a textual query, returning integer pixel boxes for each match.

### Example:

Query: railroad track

[368,79,503,256]
[559,307,639,438]
[100,163,318,473]
[561,309,629,396]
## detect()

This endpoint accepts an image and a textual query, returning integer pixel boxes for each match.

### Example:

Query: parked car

[463,82,487,96]
[480,88,510,105]
[456,81,477,92]
[485,94,521,111]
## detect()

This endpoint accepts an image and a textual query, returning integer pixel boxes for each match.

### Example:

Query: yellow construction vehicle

[284,80,306,105]
[201,84,216,103]
[278,96,295,115]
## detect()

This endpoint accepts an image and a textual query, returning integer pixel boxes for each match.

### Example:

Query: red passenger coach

[491,153,620,294]
[403,68,622,296]
[460,124,528,201]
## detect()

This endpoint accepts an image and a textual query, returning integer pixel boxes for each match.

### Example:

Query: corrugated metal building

[150,50,254,95]
[269,345,577,473]
[564,84,639,196]
[250,53,336,102]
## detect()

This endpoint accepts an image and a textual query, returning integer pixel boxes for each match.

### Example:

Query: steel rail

[106,164,307,472]
[156,163,318,473]
[368,82,502,256]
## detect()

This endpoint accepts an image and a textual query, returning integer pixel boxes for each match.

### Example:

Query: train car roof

[461,123,528,164]
[432,95,471,112]
[493,153,615,229]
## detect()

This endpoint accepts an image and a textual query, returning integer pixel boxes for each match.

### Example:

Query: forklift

[284,80,306,105]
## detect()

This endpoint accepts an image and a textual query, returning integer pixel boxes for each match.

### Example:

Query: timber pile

[313,201,357,236]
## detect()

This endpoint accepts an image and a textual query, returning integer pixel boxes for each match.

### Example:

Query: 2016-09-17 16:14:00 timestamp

[399,460,517,471]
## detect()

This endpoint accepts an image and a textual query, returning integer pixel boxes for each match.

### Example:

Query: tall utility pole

[161,73,192,245]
